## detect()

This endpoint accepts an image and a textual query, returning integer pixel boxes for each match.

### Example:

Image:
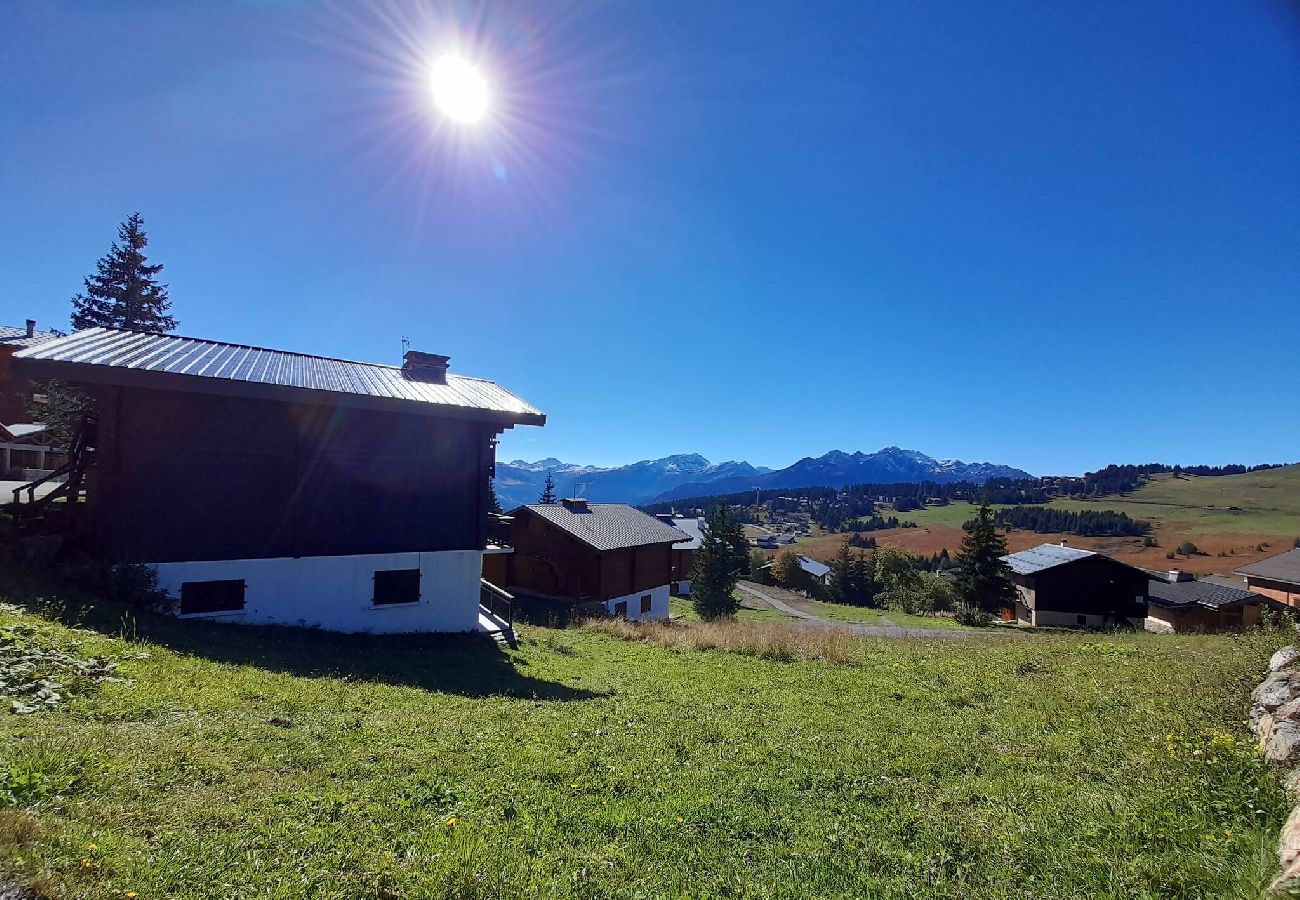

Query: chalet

[1144,570,1281,632]
[1235,549,1300,607]
[11,327,544,634]
[1,320,66,478]
[657,514,704,595]
[1000,542,1148,628]
[496,500,691,619]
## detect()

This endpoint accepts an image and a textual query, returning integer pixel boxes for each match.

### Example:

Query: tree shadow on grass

[0,564,600,702]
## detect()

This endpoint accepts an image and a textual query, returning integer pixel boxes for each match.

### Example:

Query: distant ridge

[494,447,1031,508]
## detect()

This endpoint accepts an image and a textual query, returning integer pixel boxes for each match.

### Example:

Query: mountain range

[494,447,1033,509]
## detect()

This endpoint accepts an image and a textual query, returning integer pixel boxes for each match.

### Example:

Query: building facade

[14,327,544,633]
[1001,543,1148,628]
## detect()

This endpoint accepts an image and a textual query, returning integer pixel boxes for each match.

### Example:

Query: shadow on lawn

[0,564,599,702]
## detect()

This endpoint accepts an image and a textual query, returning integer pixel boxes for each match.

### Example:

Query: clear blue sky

[2,1,1297,475]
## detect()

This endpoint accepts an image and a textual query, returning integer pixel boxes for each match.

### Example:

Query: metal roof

[1146,578,1262,610]
[1000,543,1096,576]
[521,503,692,552]
[1236,549,1300,586]
[798,555,831,578]
[0,324,63,349]
[665,516,705,550]
[14,327,544,425]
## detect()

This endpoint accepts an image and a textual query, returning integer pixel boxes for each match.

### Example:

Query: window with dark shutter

[180,579,246,615]
[640,594,652,614]
[373,569,421,606]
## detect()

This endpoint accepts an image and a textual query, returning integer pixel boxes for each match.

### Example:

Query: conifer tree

[954,503,1016,615]
[690,505,748,620]
[538,472,558,504]
[70,213,177,332]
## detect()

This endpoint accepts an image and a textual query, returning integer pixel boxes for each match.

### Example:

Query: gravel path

[736,582,988,639]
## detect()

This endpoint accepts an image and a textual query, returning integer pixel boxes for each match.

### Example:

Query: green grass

[1043,466,1300,537]
[669,595,787,622]
[881,465,1300,541]
[804,599,973,631]
[0,568,1290,899]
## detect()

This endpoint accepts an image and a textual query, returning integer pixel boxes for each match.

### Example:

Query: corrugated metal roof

[1236,549,1300,586]
[0,325,63,349]
[798,555,831,578]
[1147,578,1261,610]
[666,516,705,550]
[1000,543,1096,576]
[14,327,544,424]
[522,503,692,551]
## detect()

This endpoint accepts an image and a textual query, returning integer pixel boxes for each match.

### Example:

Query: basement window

[373,569,421,606]
[640,594,653,615]
[180,579,246,615]
[1076,615,1087,626]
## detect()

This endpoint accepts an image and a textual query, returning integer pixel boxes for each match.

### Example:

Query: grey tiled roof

[1236,549,1300,586]
[523,503,692,551]
[1147,578,1262,610]
[14,327,544,425]
[0,325,62,349]
[1001,543,1095,576]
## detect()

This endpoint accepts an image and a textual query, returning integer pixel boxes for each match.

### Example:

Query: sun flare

[429,54,490,124]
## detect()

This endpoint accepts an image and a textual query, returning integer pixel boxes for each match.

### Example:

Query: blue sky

[2,1,1297,475]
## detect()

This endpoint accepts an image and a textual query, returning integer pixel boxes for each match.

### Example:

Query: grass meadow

[0,564,1291,899]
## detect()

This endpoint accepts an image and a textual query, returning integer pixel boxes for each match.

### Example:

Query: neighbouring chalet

[1235,549,1300,607]
[657,514,704,595]
[487,500,691,620]
[1001,542,1148,628]
[1,320,66,478]
[1144,569,1282,632]
[11,327,544,634]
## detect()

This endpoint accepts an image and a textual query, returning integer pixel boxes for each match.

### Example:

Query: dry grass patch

[580,616,868,663]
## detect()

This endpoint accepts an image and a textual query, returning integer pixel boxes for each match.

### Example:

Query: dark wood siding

[1024,556,1148,619]
[503,508,675,602]
[89,384,494,563]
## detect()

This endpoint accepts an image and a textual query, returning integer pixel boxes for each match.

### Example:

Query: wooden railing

[480,578,514,631]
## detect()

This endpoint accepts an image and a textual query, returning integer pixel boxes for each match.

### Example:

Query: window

[180,579,245,615]
[1076,614,1086,625]
[373,569,421,606]
[640,594,653,614]
[614,600,628,618]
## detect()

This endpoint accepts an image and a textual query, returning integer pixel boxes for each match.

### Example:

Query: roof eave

[12,355,546,428]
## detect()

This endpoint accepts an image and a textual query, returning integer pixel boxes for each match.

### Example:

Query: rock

[1252,703,1270,733]
[1259,712,1277,748]
[1265,722,1300,766]
[1286,769,1300,799]
[1254,671,1300,712]
[1273,646,1300,672]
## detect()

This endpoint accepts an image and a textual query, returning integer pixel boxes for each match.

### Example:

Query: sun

[429,54,490,124]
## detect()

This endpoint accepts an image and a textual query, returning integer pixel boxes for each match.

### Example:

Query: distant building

[500,500,692,620]
[1235,550,1300,607]
[1,320,66,478]
[758,554,832,588]
[14,327,544,635]
[0,320,62,424]
[1144,569,1281,632]
[1000,542,1148,628]
[658,514,704,596]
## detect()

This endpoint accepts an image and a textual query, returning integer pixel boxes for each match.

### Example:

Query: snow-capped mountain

[493,447,1030,509]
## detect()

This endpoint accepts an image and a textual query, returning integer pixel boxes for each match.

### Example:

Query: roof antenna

[401,335,411,359]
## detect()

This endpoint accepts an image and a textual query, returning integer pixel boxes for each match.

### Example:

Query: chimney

[25,319,35,338]
[1168,569,1191,582]
[1059,539,1069,547]
[562,498,589,513]
[401,350,450,384]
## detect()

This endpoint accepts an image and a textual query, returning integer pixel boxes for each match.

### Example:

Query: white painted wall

[151,550,482,633]
[673,579,692,596]
[601,584,670,621]
[1031,608,1141,629]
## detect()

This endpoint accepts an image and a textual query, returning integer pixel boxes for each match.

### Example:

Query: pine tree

[538,472,558,504]
[487,478,503,515]
[70,213,177,332]
[690,505,748,620]
[954,503,1016,616]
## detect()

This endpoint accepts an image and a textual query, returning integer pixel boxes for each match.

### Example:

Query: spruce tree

[70,213,177,332]
[954,503,1016,616]
[690,505,748,620]
[538,472,558,504]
